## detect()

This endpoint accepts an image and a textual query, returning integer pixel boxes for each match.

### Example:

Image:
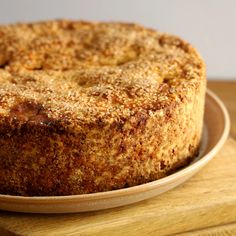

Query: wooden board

[0,80,236,235]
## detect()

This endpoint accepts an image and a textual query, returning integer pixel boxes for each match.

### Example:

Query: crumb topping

[0,20,204,125]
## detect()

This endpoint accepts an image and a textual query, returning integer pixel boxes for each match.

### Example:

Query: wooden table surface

[208,81,236,139]
[0,80,236,236]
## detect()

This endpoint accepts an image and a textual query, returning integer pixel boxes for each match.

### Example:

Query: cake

[0,20,206,196]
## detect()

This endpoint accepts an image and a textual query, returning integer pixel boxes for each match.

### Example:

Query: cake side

[0,79,205,196]
[0,20,206,196]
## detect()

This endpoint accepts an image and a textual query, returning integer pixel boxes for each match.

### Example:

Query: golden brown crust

[0,20,206,196]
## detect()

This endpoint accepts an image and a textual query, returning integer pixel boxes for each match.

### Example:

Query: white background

[0,0,235,80]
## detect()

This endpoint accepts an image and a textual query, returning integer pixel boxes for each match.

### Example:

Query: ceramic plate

[0,90,230,213]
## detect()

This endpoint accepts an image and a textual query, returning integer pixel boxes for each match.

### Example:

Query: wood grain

[0,81,235,236]
[177,222,236,236]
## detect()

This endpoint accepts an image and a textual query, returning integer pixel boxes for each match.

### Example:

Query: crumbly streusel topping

[0,20,204,124]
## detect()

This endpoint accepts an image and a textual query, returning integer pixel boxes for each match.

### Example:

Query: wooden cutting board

[1,81,236,235]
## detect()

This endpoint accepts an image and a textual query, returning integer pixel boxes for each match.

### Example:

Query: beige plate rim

[0,89,230,208]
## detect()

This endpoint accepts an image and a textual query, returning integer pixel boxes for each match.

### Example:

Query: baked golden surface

[0,20,206,196]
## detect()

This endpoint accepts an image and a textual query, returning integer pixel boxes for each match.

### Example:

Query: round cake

[0,20,206,196]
